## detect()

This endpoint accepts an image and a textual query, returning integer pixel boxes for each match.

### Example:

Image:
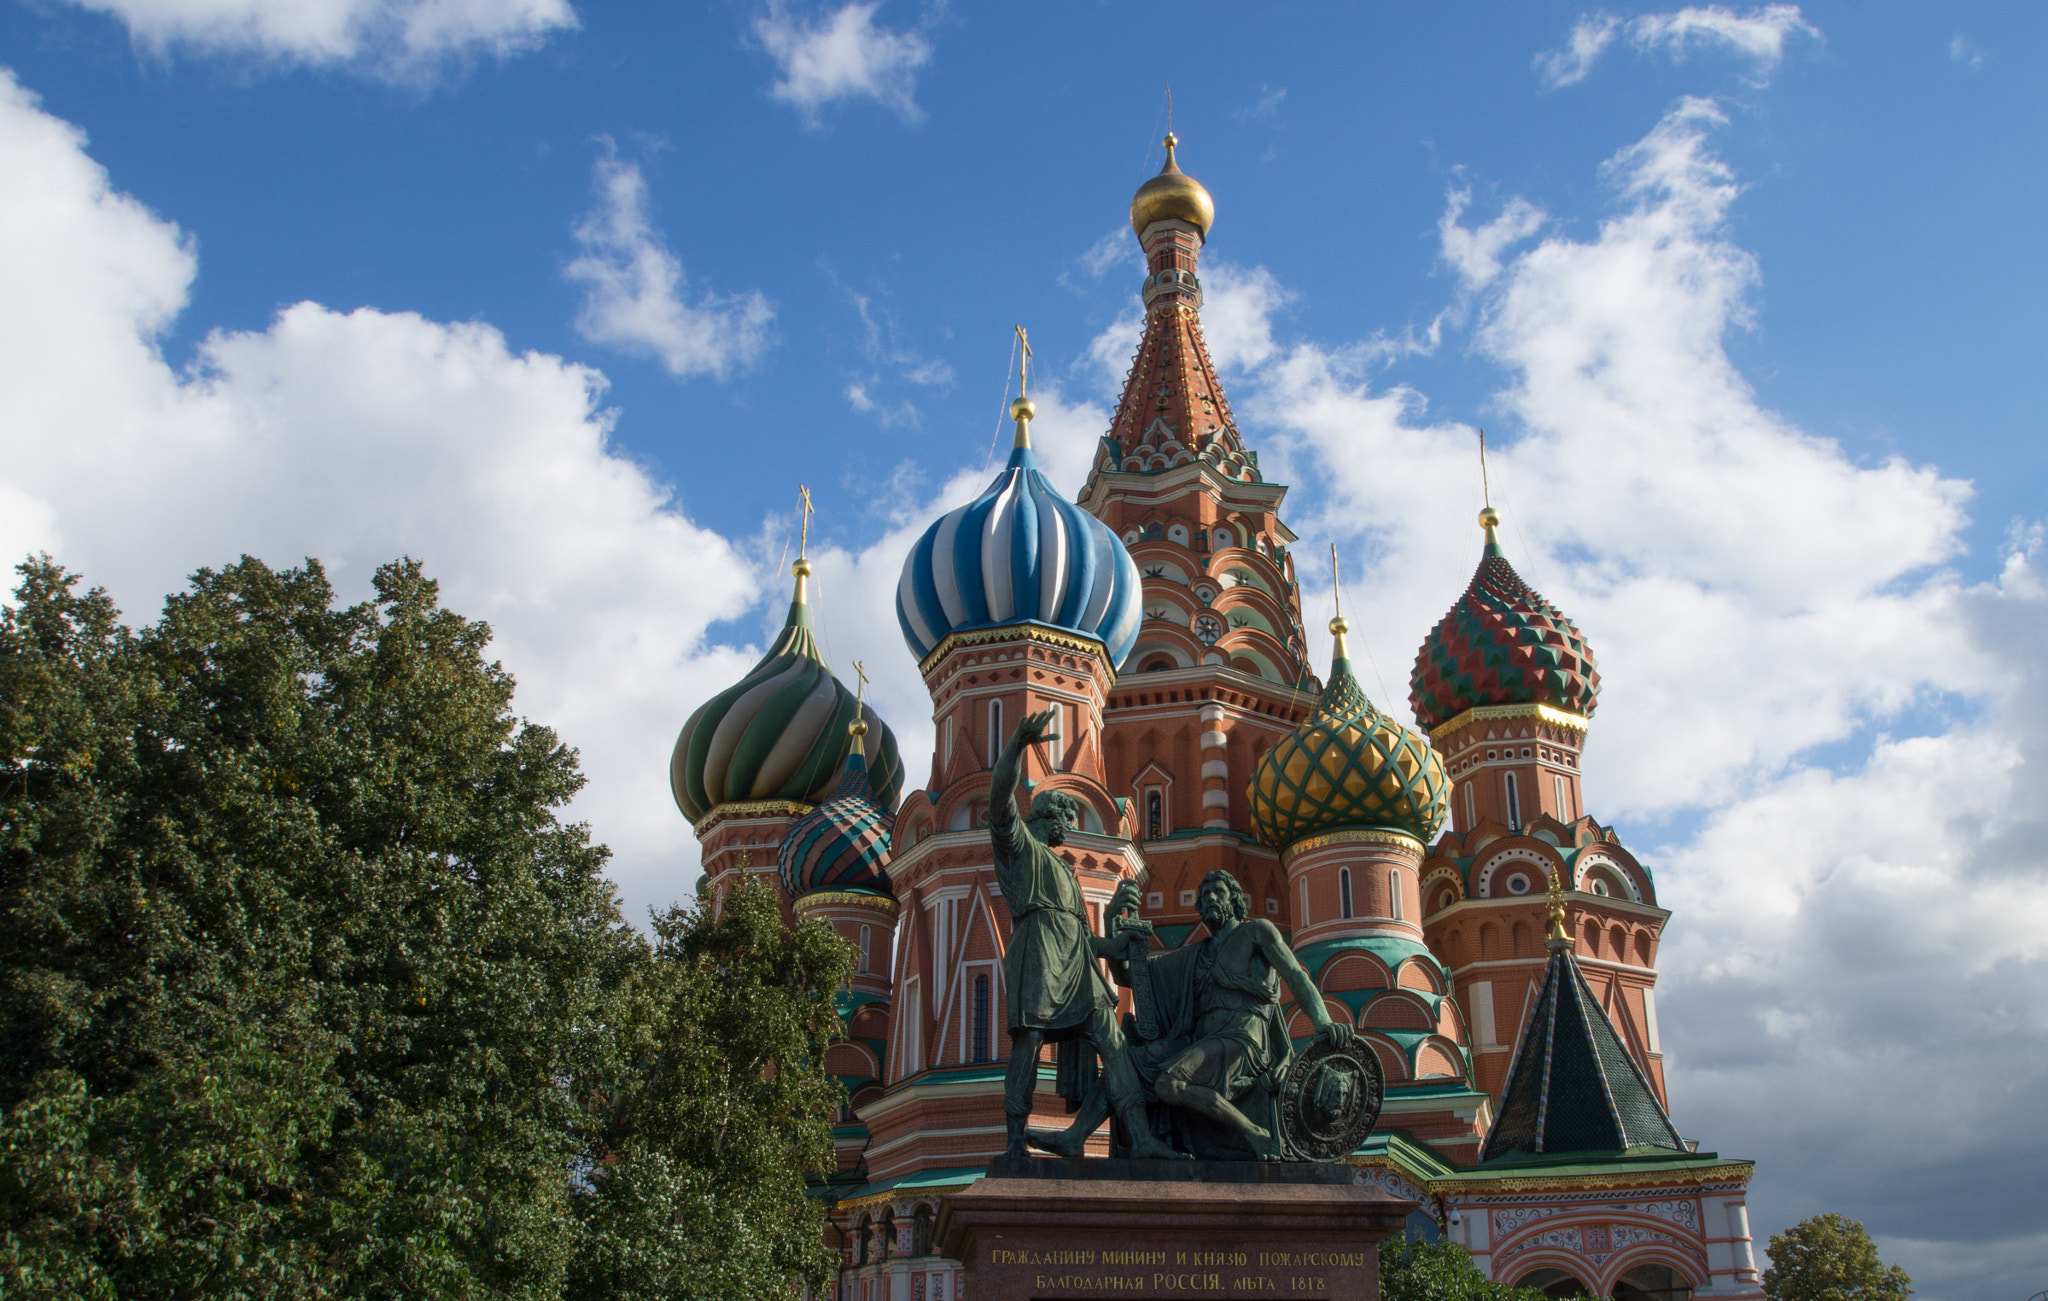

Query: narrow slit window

[986,700,1003,768]
[1339,868,1354,920]
[859,925,872,975]
[1299,878,1310,928]
[1389,869,1403,921]
[970,974,991,1063]
[1146,789,1162,840]
[1047,703,1063,770]
[1554,774,1570,821]
[1504,772,1522,832]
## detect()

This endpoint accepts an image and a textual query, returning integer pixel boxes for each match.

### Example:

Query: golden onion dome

[1249,617,1451,850]
[1130,133,1215,240]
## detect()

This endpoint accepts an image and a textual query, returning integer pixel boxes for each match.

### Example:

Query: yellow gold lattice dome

[1249,623,1450,849]
[1130,133,1215,240]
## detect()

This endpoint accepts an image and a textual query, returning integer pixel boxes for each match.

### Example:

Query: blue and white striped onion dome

[896,398,1144,668]
[779,724,895,899]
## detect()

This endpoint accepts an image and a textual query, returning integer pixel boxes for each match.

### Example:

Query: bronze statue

[990,709,1178,1160]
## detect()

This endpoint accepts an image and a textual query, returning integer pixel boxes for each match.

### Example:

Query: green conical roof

[1481,933,1684,1161]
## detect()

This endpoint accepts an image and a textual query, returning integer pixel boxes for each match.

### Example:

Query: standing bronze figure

[990,709,1177,1160]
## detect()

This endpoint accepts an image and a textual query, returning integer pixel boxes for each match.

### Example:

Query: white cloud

[566,143,775,381]
[1535,14,1620,89]
[1538,5,1820,89]
[1234,84,1287,122]
[0,70,762,924]
[754,1,933,127]
[61,0,575,76]
[1949,33,1985,71]
[1092,97,2043,1296]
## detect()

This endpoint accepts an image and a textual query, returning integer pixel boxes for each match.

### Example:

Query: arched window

[1339,868,1354,919]
[1146,789,1162,840]
[943,716,955,769]
[912,1204,935,1256]
[986,699,1003,768]
[1554,774,1571,821]
[1047,702,1063,770]
[1298,878,1310,928]
[1389,869,1403,921]
[971,974,991,1063]
[859,925,872,975]
[1213,525,1235,550]
[1503,771,1522,832]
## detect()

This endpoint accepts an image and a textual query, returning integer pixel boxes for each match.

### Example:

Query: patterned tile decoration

[1249,649,1450,848]
[1583,1223,1612,1253]
[1409,532,1601,730]
[779,746,895,899]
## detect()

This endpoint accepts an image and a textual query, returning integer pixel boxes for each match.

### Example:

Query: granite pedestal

[935,1156,1415,1301]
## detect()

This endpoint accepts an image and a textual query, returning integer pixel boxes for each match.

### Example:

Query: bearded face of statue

[1026,793,1079,847]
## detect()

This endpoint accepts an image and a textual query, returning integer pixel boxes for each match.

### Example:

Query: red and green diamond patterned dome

[1409,509,1601,731]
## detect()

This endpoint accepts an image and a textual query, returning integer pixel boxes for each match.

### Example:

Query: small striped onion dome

[896,397,1143,669]
[1409,510,1600,731]
[778,722,894,899]
[671,561,905,824]
[1250,618,1450,849]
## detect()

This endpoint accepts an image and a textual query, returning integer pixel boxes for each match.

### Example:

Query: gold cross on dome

[1014,324,1033,398]
[798,484,814,559]
[851,659,868,709]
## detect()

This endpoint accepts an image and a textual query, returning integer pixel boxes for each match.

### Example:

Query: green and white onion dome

[671,559,905,824]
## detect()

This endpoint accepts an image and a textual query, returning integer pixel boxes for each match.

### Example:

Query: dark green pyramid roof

[1481,936,1684,1160]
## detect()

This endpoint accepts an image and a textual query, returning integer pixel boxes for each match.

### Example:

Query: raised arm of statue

[989,708,1058,847]
[1252,919,1354,1049]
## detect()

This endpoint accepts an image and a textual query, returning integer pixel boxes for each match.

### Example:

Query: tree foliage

[0,555,853,1299]
[1764,1214,1912,1301]
[1379,1233,1551,1301]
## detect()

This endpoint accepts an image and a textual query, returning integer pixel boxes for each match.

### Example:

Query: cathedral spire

[1092,134,1258,486]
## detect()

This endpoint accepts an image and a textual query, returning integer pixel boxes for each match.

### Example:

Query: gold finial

[848,659,870,755]
[792,484,815,601]
[1010,326,1036,448]
[1545,866,1573,952]
[1328,542,1351,660]
[1477,430,1502,538]
[1131,122,1214,238]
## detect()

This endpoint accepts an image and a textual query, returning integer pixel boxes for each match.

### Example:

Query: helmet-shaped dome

[1130,133,1215,239]
[1410,510,1600,731]
[1250,618,1450,849]
[896,398,1143,669]
[672,561,905,824]
[779,721,894,899]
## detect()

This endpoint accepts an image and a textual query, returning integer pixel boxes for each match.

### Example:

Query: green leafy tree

[567,879,854,1300]
[1,555,855,1299]
[1379,1233,1552,1301]
[1764,1214,1912,1301]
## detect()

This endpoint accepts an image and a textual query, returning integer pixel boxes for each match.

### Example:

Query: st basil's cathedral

[672,137,1766,1301]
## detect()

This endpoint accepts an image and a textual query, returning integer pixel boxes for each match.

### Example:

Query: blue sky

[3,3,2044,1296]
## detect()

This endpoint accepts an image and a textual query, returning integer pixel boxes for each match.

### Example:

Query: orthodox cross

[797,483,814,559]
[1329,542,1344,620]
[1014,324,1033,398]
[1478,428,1493,509]
[851,659,868,710]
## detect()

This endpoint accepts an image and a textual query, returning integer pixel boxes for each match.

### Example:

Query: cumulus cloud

[754,1,933,127]
[0,70,761,923]
[1098,97,2043,1298]
[566,143,775,381]
[59,0,575,77]
[1538,5,1820,89]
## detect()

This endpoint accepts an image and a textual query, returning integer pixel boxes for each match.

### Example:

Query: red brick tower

[1411,509,1672,1111]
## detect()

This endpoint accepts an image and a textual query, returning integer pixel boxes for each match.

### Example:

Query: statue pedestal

[936,1157,1415,1300]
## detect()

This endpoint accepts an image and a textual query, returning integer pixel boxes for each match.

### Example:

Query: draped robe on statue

[1121,928,1295,1150]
